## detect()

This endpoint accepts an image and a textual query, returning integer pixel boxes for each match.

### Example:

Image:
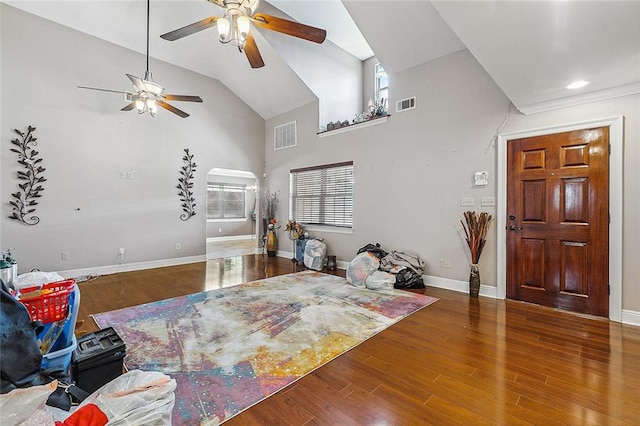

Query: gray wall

[1,5,265,272]
[265,49,640,312]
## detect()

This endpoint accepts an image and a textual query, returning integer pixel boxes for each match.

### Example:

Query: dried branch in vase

[460,211,493,264]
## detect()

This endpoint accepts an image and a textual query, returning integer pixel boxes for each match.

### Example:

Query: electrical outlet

[481,197,496,207]
[176,243,181,250]
[218,228,222,233]
[438,258,444,267]
[61,251,69,261]
[460,197,474,207]
[445,259,451,268]
[118,248,125,256]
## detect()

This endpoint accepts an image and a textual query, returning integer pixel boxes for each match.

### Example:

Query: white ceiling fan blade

[78,86,128,95]
[126,74,146,93]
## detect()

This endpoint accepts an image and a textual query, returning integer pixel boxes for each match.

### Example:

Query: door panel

[506,127,609,316]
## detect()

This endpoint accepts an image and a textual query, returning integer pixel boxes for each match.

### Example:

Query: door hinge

[608,284,611,295]
[609,143,612,156]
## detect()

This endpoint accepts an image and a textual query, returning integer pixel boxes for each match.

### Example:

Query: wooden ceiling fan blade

[164,94,203,102]
[158,100,190,118]
[126,74,146,92]
[252,13,326,44]
[78,86,128,95]
[160,16,219,41]
[121,102,137,111]
[244,33,265,69]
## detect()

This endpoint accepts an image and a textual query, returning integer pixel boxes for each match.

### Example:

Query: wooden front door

[506,127,609,316]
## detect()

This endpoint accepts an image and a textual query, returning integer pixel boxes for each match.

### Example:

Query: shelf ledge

[317,115,389,138]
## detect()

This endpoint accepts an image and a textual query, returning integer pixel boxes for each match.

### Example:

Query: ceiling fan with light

[78,0,203,118]
[160,0,327,69]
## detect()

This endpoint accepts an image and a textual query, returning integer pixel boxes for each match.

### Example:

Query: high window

[207,183,246,219]
[290,162,354,228]
[374,63,388,104]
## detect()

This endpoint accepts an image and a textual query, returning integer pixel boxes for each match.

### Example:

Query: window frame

[206,183,247,220]
[289,161,354,230]
[374,63,388,104]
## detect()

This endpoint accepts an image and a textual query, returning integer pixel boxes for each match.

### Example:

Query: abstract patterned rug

[93,271,438,424]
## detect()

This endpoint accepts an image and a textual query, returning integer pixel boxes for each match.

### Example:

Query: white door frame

[497,116,623,322]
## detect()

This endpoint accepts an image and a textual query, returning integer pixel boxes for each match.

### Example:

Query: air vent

[274,121,297,150]
[396,96,416,113]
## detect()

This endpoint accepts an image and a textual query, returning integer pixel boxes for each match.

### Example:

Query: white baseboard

[622,310,640,326]
[207,235,255,242]
[58,255,206,279]
[424,275,639,327]
[424,274,498,299]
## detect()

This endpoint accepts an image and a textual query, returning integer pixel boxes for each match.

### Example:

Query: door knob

[509,225,523,231]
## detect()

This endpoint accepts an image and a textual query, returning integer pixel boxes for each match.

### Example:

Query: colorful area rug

[93,271,438,424]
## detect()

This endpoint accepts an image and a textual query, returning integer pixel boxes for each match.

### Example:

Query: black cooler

[71,327,126,394]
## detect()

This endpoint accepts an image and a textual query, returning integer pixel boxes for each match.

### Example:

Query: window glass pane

[374,63,388,106]
[290,162,353,228]
[207,184,246,219]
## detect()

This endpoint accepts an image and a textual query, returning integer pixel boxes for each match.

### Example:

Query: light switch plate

[460,197,474,207]
[481,197,496,207]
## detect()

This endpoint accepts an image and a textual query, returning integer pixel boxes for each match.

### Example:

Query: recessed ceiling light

[567,80,589,90]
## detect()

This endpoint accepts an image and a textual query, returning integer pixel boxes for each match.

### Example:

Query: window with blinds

[290,161,353,228]
[207,183,246,219]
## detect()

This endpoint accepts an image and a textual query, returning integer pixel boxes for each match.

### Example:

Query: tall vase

[469,264,480,298]
[266,229,277,257]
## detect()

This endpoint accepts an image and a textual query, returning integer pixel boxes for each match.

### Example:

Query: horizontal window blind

[207,183,246,219]
[290,161,353,228]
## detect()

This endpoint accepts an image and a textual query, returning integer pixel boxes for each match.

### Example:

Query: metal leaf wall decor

[8,125,46,225]
[177,148,197,221]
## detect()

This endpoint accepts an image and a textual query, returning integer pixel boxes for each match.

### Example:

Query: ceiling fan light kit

[160,0,326,69]
[78,0,203,118]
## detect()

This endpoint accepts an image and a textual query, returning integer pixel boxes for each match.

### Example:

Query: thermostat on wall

[474,171,489,186]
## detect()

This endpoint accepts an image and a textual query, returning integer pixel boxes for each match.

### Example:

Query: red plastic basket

[18,279,76,324]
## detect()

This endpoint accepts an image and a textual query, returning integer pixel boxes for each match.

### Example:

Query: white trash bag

[303,239,327,271]
[364,271,396,291]
[77,370,176,426]
[0,381,57,426]
[346,252,380,288]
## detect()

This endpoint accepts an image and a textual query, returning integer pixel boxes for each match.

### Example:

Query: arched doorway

[206,168,260,260]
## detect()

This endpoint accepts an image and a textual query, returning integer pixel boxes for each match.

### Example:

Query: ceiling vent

[396,96,416,113]
[274,121,297,150]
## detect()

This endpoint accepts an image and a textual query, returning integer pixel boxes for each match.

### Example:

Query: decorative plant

[460,211,493,297]
[368,97,388,117]
[9,125,46,225]
[177,148,197,221]
[285,220,304,240]
[260,191,278,221]
[460,211,492,264]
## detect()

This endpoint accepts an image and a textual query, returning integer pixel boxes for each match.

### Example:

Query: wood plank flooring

[76,255,640,425]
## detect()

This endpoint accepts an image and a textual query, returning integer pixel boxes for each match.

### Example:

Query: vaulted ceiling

[4,0,640,119]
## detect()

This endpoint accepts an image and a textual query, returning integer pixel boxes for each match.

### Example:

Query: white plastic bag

[303,239,327,271]
[364,271,396,291]
[346,252,380,288]
[0,381,57,426]
[77,370,176,426]
[14,271,65,291]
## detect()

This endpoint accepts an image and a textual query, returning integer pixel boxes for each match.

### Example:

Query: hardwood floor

[76,255,640,425]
